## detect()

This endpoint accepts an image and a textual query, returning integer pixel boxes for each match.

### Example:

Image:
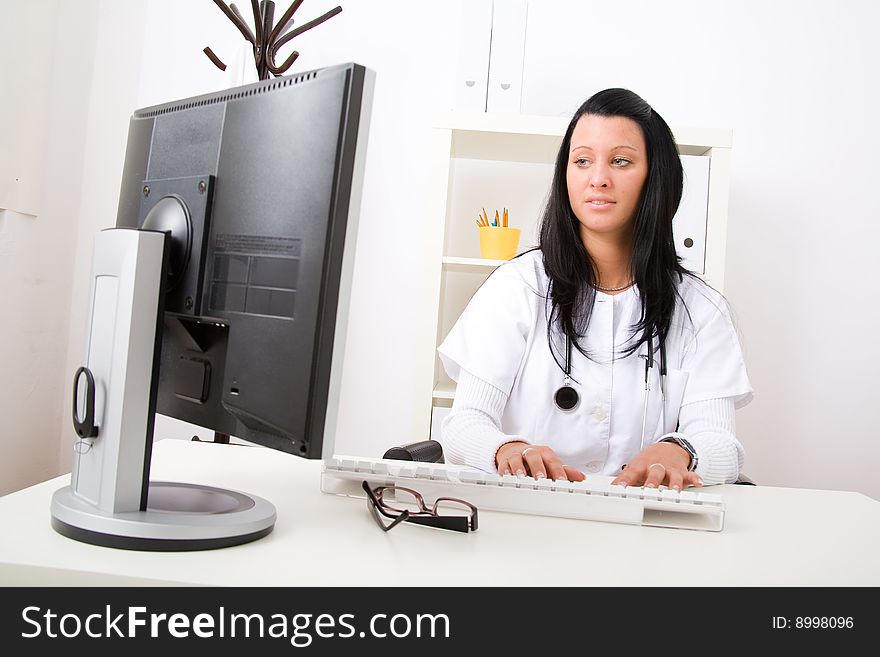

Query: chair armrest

[383,440,444,463]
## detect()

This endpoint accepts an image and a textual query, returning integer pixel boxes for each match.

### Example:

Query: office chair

[383,440,755,485]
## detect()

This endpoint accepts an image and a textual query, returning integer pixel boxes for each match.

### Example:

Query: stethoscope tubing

[554,333,667,447]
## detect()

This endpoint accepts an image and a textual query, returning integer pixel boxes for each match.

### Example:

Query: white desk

[1,439,878,586]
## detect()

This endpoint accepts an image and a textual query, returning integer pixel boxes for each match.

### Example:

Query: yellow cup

[479,226,521,260]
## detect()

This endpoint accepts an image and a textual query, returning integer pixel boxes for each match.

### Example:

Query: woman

[438,88,752,490]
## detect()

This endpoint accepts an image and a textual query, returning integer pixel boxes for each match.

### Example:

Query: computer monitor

[121,62,371,458]
[50,62,373,550]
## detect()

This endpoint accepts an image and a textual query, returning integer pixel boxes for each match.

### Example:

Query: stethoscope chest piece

[554,334,580,411]
[554,382,579,411]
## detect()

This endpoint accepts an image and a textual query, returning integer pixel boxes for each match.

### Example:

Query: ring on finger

[648,462,666,472]
[521,447,536,458]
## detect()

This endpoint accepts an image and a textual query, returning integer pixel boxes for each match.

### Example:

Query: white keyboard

[321,456,725,532]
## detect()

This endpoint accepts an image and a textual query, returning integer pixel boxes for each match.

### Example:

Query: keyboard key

[641,488,661,501]
[584,481,611,496]
[608,484,627,497]
[554,480,574,493]
[535,478,555,491]
[372,461,388,475]
[459,470,485,484]
[569,480,591,494]
[695,492,723,507]
[430,468,451,482]
[660,489,680,503]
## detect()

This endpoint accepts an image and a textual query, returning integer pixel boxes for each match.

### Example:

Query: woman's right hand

[495,442,585,481]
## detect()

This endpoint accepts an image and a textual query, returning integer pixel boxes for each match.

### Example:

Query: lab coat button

[592,406,606,421]
[586,461,601,473]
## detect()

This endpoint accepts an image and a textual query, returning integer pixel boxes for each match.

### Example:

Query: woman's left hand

[611,441,703,491]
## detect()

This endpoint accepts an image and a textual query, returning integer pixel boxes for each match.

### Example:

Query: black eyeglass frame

[361,481,478,533]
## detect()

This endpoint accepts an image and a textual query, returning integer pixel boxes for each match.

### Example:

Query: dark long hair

[539,88,688,364]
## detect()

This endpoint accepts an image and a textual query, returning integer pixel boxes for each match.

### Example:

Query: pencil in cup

[478,213,520,261]
[476,207,509,228]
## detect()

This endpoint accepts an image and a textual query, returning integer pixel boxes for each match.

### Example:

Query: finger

[541,452,568,481]
[684,471,703,488]
[521,448,546,479]
[667,469,685,492]
[497,455,517,476]
[563,465,586,482]
[612,465,642,487]
[644,463,666,488]
[506,453,526,477]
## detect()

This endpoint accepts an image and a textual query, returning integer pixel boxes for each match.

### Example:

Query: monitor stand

[50,228,276,551]
[50,480,276,551]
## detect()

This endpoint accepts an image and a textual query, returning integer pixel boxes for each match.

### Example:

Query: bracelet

[659,433,698,472]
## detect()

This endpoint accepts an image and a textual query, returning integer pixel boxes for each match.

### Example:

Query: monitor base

[50,481,276,552]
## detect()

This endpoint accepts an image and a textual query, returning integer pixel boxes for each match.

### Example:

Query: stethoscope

[553,333,667,449]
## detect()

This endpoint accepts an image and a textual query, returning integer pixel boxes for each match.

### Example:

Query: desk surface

[1,440,878,586]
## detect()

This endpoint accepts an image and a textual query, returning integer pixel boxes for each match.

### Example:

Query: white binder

[675,155,711,273]
[453,0,493,112]
[487,0,528,113]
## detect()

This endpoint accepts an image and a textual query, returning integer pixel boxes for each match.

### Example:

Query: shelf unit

[418,112,732,433]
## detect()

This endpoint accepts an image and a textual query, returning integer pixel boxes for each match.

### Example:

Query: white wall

[3,0,879,501]
[0,0,103,495]
[519,0,880,497]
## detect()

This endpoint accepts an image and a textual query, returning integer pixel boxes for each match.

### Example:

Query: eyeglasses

[362,481,479,533]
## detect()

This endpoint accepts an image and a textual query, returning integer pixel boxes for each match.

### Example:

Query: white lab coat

[437,250,753,476]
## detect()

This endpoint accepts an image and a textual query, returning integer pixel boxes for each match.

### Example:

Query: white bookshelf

[441,256,507,271]
[416,112,732,427]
